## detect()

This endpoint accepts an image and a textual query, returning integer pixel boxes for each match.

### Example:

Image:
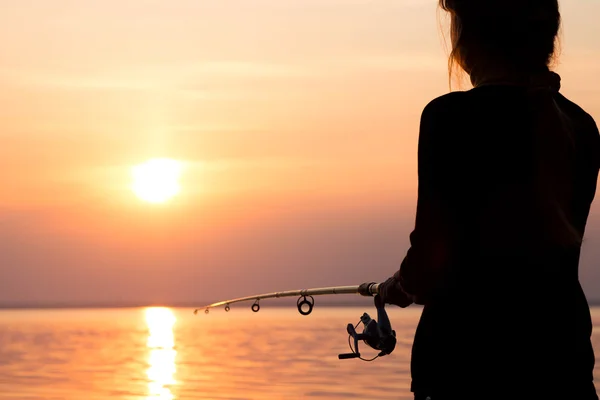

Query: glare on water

[146,307,177,399]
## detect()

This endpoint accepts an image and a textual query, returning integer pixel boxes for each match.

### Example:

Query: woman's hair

[439,0,582,248]
[439,0,561,85]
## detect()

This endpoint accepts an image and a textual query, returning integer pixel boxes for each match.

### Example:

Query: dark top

[385,85,600,397]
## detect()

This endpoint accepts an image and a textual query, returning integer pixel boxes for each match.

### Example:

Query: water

[0,306,598,400]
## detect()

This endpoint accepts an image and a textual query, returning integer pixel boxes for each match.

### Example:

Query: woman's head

[439,0,561,85]
[439,1,581,248]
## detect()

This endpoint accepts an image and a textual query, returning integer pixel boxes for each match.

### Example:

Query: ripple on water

[0,307,597,400]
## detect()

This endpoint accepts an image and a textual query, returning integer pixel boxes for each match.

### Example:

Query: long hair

[439,0,581,248]
[440,0,561,84]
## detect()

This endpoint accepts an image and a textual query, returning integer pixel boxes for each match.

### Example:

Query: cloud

[1,60,312,91]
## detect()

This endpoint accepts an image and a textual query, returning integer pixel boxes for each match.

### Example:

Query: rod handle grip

[358,282,379,296]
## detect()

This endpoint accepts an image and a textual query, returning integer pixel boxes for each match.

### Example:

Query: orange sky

[1,0,600,305]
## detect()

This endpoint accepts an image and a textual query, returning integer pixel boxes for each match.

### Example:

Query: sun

[131,158,182,204]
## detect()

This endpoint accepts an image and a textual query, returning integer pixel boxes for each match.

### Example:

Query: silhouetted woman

[377,1,600,399]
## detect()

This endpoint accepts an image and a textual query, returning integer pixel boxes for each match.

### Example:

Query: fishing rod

[194,282,397,361]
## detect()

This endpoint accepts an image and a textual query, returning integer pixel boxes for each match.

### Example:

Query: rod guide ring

[297,295,314,316]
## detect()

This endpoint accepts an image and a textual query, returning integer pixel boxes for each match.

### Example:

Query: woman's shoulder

[417,92,472,151]
[418,92,474,137]
[554,93,599,131]
[421,91,470,117]
[424,87,598,131]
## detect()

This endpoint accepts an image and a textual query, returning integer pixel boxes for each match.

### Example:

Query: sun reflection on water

[145,307,177,399]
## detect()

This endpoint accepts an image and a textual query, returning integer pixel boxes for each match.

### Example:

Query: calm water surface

[0,306,598,400]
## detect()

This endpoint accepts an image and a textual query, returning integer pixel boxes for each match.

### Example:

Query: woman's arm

[380,98,456,307]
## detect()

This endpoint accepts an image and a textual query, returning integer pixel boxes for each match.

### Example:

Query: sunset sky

[1,0,600,306]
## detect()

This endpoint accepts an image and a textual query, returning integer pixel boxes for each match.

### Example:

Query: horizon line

[1,298,600,310]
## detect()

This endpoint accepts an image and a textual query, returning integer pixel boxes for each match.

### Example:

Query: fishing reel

[338,294,396,361]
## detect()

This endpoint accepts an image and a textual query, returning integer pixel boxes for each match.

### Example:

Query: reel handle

[338,323,364,360]
[338,353,360,359]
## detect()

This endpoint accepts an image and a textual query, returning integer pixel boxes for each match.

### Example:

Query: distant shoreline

[1,299,600,310]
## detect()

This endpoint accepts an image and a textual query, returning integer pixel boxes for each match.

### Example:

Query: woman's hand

[377,276,413,308]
